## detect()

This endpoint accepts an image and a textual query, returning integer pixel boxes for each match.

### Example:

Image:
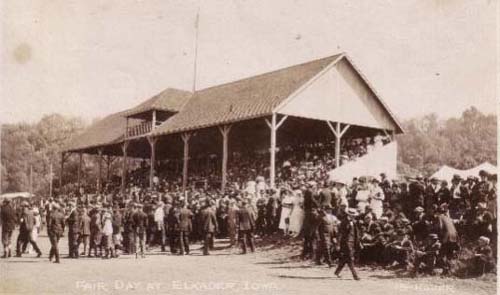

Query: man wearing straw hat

[334,208,360,280]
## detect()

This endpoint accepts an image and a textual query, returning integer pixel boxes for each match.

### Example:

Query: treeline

[397,106,497,177]
[1,107,497,195]
[1,114,88,195]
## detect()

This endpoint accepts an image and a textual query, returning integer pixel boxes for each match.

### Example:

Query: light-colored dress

[279,195,294,231]
[356,189,370,213]
[370,186,385,219]
[288,193,304,236]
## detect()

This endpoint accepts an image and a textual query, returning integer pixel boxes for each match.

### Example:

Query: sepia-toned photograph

[0,1,498,294]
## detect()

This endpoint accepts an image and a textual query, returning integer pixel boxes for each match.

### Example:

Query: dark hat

[479,170,489,177]
[430,177,439,183]
[452,174,461,182]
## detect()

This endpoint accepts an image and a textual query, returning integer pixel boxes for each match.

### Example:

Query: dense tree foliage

[0,107,496,195]
[397,107,497,176]
[1,114,87,195]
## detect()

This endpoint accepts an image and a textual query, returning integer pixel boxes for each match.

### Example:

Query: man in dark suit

[167,201,180,254]
[334,208,360,280]
[48,203,65,263]
[409,175,425,209]
[132,203,148,258]
[178,201,193,255]
[302,181,320,259]
[199,199,218,255]
[1,199,17,258]
[226,199,239,247]
[424,178,440,211]
[238,199,256,254]
[16,202,42,258]
[437,204,458,276]
[319,181,333,208]
[66,202,80,258]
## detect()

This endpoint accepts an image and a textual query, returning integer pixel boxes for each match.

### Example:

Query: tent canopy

[0,192,34,200]
[431,162,497,182]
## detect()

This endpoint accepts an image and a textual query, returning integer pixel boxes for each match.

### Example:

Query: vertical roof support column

[326,121,350,169]
[96,148,103,194]
[105,155,114,182]
[77,152,83,191]
[265,114,288,189]
[148,136,158,190]
[60,152,67,192]
[218,125,232,192]
[121,141,129,194]
[152,110,157,130]
[181,132,193,193]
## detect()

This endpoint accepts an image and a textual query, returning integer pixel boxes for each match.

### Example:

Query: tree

[397,107,497,176]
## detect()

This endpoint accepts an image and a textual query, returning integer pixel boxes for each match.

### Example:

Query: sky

[0,0,497,124]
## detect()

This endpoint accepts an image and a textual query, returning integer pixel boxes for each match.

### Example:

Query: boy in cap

[412,233,441,277]
[471,236,495,276]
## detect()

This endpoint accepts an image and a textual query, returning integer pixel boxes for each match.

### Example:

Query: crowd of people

[0,134,496,279]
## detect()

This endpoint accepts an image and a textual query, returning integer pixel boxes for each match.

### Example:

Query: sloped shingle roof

[63,111,137,152]
[125,88,192,117]
[151,54,340,136]
[64,53,405,153]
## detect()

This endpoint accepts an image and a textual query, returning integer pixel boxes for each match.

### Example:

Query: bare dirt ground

[0,231,496,295]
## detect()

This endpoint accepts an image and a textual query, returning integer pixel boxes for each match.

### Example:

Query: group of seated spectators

[5,133,496,277]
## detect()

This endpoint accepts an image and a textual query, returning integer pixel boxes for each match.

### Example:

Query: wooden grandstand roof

[124,88,192,118]
[63,53,403,154]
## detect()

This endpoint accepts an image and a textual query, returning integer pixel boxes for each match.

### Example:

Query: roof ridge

[194,53,342,94]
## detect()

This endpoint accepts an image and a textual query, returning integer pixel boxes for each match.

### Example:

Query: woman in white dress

[279,191,294,235]
[369,179,385,219]
[288,190,305,237]
[355,180,370,214]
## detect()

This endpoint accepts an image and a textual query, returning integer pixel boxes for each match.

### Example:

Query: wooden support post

[181,133,192,193]
[97,149,103,194]
[77,152,83,189]
[326,121,350,168]
[218,125,232,192]
[106,155,115,182]
[265,114,288,188]
[121,141,129,194]
[60,152,67,191]
[148,136,158,189]
[152,110,157,130]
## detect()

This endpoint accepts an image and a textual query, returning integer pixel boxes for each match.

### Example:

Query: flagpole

[192,5,200,93]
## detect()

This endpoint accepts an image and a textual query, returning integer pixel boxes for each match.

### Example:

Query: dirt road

[0,233,495,295]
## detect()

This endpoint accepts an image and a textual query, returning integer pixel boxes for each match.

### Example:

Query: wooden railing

[127,121,152,138]
[126,120,164,138]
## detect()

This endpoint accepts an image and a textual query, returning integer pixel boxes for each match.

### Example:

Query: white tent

[0,192,34,200]
[465,162,497,177]
[328,141,398,184]
[430,165,464,181]
[431,162,497,181]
